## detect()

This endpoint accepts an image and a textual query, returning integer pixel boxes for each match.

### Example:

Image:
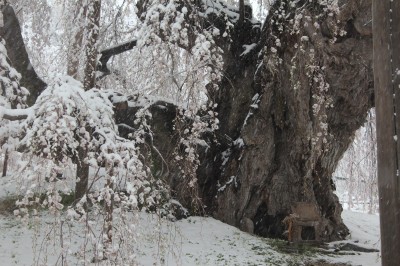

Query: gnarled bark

[195,0,373,241]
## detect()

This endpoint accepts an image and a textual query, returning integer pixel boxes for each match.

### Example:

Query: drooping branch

[97,0,237,75]
[0,2,140,102]
[1,0,260,106]
[0,1,138,100]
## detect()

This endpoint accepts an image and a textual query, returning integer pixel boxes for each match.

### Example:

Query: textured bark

[83,0,101,90]
[67,1,88,78]
[373,0,400,263]
[195,0,374,241]
[75,149,90,201]
[76,0,101,201]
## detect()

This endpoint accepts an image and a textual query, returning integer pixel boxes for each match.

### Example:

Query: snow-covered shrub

[17,75,166,206]
[0,40,29,110]
[11,75,170,263]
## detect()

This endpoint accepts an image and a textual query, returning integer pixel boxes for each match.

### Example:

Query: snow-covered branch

[98,39,138,73]
[0,106,32,121]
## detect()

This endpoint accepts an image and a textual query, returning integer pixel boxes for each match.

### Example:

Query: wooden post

[391,2,400,260]
[373,1,400,265]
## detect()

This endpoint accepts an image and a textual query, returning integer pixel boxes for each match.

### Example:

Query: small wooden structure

[283,202,321,242]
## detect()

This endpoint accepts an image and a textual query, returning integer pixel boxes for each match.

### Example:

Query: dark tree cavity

[1,0,373,242]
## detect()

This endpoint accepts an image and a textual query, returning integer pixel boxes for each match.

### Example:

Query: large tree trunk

[196,0,374,241]
[67,1,88,79]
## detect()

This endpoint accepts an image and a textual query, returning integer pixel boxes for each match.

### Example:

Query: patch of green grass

[60,192,75,207]
[253,238,354,266]
[264,238,321,256]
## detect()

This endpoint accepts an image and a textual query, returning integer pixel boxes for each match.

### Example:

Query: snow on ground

[0,209,382,265]
[0,172,382,265]
[342,210,380,249]
[134,210,382,266]
[136,215,296,266]
[321,210,381,266]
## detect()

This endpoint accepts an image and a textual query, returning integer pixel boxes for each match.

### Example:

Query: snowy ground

[0,174,381,265]
[0,209,381,265]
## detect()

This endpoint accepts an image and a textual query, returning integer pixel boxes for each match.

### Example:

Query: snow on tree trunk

[194,0,374,241]
[83,0,101,91]
[75,0,102,201]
